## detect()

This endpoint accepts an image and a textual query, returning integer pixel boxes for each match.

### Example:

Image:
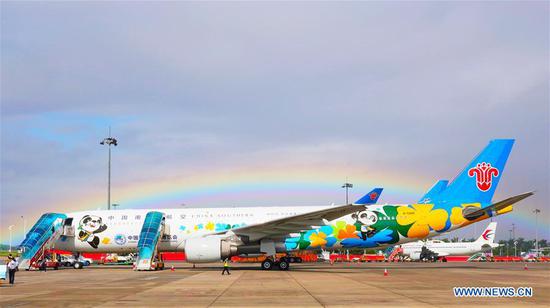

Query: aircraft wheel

[261,259,273,270]
[442,258,447,263]
[278,260,289,271]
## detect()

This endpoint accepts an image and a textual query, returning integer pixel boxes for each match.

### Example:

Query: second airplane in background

[397,222,500,261]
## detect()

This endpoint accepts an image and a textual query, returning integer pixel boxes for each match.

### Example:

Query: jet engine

[409,251,421,261]
[184,237,237,263]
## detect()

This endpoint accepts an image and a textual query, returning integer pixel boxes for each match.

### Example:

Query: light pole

[21,215,26,237]
[100,127,118,210]
[511,224,516,256]
[506,229,513,256]
[8,225,15,252]
[342,182,353,204]
[534,209,540,257]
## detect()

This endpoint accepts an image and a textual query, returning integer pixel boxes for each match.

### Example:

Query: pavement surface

[0,262,548,307]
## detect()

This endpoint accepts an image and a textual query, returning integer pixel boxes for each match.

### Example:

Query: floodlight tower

[534,209,541,257]
[8,225,15,252]
[342,182,353,204]
[100,127,118,210]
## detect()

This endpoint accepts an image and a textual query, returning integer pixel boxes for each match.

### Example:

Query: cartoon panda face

[352,211,378,226]
[80,215,103,233]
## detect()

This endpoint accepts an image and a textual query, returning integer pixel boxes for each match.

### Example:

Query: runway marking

[286,271,324,307]
[338,272,441,307]
[207,271,244,307]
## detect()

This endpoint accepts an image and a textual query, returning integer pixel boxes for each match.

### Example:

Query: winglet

[354,188,383,205]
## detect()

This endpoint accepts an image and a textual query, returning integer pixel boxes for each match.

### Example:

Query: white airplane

[398,222,500,261]
[19,188,383,270]
[18,139,531,271]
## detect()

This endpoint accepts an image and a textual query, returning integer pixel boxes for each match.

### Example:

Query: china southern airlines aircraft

[18,139,532,271]
[398,222,500,261]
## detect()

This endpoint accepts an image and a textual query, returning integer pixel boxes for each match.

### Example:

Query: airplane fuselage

[400,240,496,257]
[54,201,502,255]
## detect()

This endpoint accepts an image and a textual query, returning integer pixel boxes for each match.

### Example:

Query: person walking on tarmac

[7,256,18,285]
[221,258,230,275]
[40,258,47,272]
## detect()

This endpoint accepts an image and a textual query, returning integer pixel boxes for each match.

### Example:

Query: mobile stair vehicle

[18,213,67,270]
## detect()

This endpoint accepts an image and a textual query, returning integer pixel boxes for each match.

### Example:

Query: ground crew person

[221,258,230,275]
[7,256,18,285]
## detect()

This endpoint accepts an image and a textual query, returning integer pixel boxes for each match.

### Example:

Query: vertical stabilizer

[436,139,514,204]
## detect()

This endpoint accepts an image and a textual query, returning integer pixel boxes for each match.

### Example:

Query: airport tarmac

[1,262,548,307]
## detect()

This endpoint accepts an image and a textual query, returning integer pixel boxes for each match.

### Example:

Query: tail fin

[436,139,514,204]
[475,222,497,243]
[354,188,383,205]
[418,180,448,203]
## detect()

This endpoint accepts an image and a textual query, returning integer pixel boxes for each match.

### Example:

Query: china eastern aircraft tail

[475,222,497,244]
[434,139,515,205]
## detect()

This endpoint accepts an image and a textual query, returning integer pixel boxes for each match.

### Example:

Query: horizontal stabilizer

[463,191,534,220]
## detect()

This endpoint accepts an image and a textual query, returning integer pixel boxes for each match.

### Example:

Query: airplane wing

[463,191,534,220]
[226,204,365,241]
[220,188,382,242]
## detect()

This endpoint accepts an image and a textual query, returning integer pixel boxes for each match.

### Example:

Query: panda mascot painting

[78,215,108,249]
[352,211,378,240]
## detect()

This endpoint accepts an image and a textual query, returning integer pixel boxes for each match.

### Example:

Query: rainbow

[2,163,543,242]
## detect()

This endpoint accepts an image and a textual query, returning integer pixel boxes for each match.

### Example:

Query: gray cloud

[1,1,548,240]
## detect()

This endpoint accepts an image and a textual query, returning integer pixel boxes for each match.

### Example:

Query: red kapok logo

[369,192,378,200]
[468,162,499,192]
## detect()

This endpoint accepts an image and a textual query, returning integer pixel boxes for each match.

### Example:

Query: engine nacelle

[409,251,421,261]
[184,237,237,263]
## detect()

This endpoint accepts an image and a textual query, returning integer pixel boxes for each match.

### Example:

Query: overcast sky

[1,1,548,242]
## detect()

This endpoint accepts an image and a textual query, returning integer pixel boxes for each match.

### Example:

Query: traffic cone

[171,266,175,272]
[523,264,528,270]
[383,268,389,276]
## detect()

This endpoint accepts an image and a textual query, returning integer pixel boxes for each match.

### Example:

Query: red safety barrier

[160,252,186,261]
[442,256,470,262]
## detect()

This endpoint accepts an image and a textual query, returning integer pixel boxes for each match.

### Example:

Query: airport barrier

[46,249,550,263]
[329,254,385,262]
[232,252,318,263]
[160,252,186,261]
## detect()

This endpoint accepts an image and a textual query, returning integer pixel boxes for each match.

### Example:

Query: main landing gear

[261,256,301,271]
